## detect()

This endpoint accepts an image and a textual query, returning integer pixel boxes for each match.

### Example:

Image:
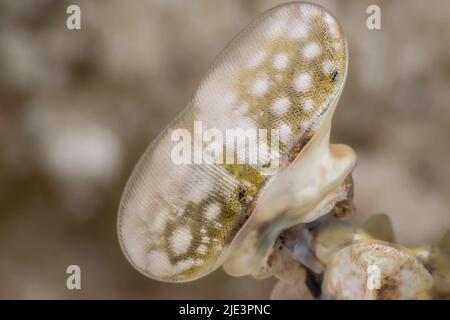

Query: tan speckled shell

[322,241,434,300]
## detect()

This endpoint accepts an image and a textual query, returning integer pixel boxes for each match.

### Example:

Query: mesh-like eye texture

[118,2,347,282]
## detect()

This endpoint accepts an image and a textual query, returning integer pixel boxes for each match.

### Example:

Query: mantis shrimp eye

[118,1,355,282]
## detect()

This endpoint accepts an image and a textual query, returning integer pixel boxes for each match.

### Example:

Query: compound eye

[330,68,339,84]
[237,186,249,204]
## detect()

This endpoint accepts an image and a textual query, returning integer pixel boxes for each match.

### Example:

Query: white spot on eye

[301,121,311,132]
[233,102,249,117]
[322,61,334,74]
[273,53,289,70]
[185,179,212,204]
[174,207,185,217]
[303,42,321,60]
[248,51,266,69]
[279,123,292,145]
[146,250,172,278]
[324,13,338,35]
[194,259,204,266]
[294,73,312,93]
[288,21,309,39]
[303,99,314,112]
[272,97,291,116]
[224,91,238,105]
[173,258,196,274]
[170,226,193,255]
[205,202,221,221]
[196,244,207,255]
[150,210,168,233]
[334,42,342,51]
[202,235,210,244]
[249,76,270,97]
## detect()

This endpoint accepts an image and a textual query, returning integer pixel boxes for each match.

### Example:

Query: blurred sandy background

[0,0,449,299]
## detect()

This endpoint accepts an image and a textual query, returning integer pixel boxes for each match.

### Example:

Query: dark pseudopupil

[238,187,247,204]
[331,69,339,83]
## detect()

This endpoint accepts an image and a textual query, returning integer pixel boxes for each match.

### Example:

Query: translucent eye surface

[118,2,348,282]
